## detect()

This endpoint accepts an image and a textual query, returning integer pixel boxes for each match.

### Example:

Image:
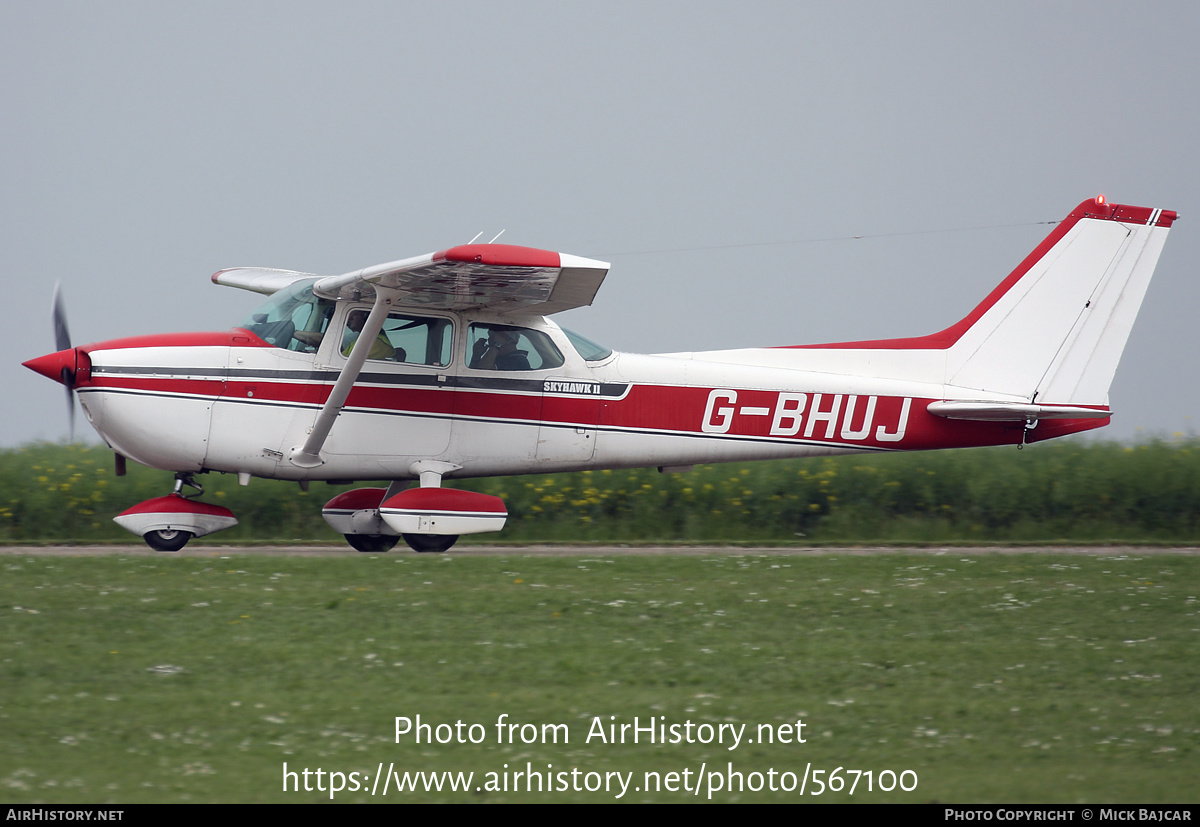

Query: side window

[341,310,453,365]
[468,324,564,371]
[382,314,453,366]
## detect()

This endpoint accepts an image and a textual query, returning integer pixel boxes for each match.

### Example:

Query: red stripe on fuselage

[596,384,1029,450]
[86,372,458,418]
[82,357,1098,452]
[84,375,229,399]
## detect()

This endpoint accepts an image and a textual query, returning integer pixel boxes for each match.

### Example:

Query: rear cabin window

[467,324,564,371]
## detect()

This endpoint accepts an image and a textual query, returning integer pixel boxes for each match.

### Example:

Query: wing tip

[435,244,561,268]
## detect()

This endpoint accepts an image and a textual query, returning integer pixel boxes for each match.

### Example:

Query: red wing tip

[434,244,560,268]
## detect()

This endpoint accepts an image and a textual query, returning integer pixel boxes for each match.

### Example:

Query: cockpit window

[341,310,453,366]
[562,327,613,361]
[239,279,334,352]
[468,323,564,371]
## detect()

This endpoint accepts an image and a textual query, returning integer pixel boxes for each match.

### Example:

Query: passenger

[472,329,531,371]
[342,310,395,360]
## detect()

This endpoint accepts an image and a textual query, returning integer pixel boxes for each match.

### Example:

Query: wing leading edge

[213,244,610,316]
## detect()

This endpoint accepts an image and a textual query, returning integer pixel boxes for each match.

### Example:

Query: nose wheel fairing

[113,494,238,548]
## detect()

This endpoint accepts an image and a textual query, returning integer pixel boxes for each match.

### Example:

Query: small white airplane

[23,196,1176,553]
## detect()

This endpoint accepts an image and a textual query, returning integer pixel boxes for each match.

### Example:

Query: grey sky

[5,1,1198,445]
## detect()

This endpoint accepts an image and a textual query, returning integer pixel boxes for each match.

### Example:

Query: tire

[402,534,459,553]
[345,534,400,553]
[144,529,193,552]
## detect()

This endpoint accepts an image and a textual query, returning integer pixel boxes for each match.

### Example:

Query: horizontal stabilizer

[927,401,1111,422]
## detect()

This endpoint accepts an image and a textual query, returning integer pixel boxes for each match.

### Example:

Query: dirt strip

[2,544,1198,557]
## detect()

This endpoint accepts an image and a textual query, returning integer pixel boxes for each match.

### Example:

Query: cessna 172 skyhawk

[22,196,1176,552]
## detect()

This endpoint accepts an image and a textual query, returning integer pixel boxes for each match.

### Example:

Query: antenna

[467,231,484,244]
[488,230,506,244]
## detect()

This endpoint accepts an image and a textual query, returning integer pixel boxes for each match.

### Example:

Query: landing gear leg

[173,472,203,499]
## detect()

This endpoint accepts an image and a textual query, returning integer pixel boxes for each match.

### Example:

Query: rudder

[943,197,1175,406]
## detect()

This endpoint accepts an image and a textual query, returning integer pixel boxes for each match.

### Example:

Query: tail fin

[941,197,1175,405]
[784,197,1176,407]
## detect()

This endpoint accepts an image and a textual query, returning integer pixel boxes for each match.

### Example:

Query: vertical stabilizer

[942,198,1174,405]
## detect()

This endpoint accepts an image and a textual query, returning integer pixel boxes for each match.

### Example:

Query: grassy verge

[1,550,1196,802]
[3,438,1200,544]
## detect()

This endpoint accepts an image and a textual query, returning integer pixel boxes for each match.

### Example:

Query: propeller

[51,282,76,441]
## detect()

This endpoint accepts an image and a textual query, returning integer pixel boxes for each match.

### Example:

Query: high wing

[211,267,320,295]
[213,244,610,315]
[220,243,609,470]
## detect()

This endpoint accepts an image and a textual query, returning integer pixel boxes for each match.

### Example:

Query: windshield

[562,327,613,361]
[238,279,335,351]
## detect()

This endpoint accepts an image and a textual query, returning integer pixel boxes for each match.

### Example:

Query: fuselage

[57,306,1088,484]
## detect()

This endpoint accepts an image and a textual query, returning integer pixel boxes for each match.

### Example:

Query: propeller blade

[52,283,76,441]
[62,369,76,442]
[52,282,72,353]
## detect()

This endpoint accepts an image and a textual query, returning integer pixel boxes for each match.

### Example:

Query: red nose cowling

[22,348,79,386]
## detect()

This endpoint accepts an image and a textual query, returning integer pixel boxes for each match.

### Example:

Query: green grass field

[2,550,1196,803]
[4,439,1200,545]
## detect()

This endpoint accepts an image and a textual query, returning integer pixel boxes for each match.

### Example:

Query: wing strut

[288,289,396,469]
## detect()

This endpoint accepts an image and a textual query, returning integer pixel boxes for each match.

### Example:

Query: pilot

[342,310,395,360]
[472,328,531,371]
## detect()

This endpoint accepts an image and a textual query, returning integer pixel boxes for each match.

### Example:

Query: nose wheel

[143,528,194,552]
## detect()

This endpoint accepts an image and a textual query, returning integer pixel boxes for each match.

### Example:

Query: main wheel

[345,534,400,553]
[144,529,193,552]
[402,534,459,553]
